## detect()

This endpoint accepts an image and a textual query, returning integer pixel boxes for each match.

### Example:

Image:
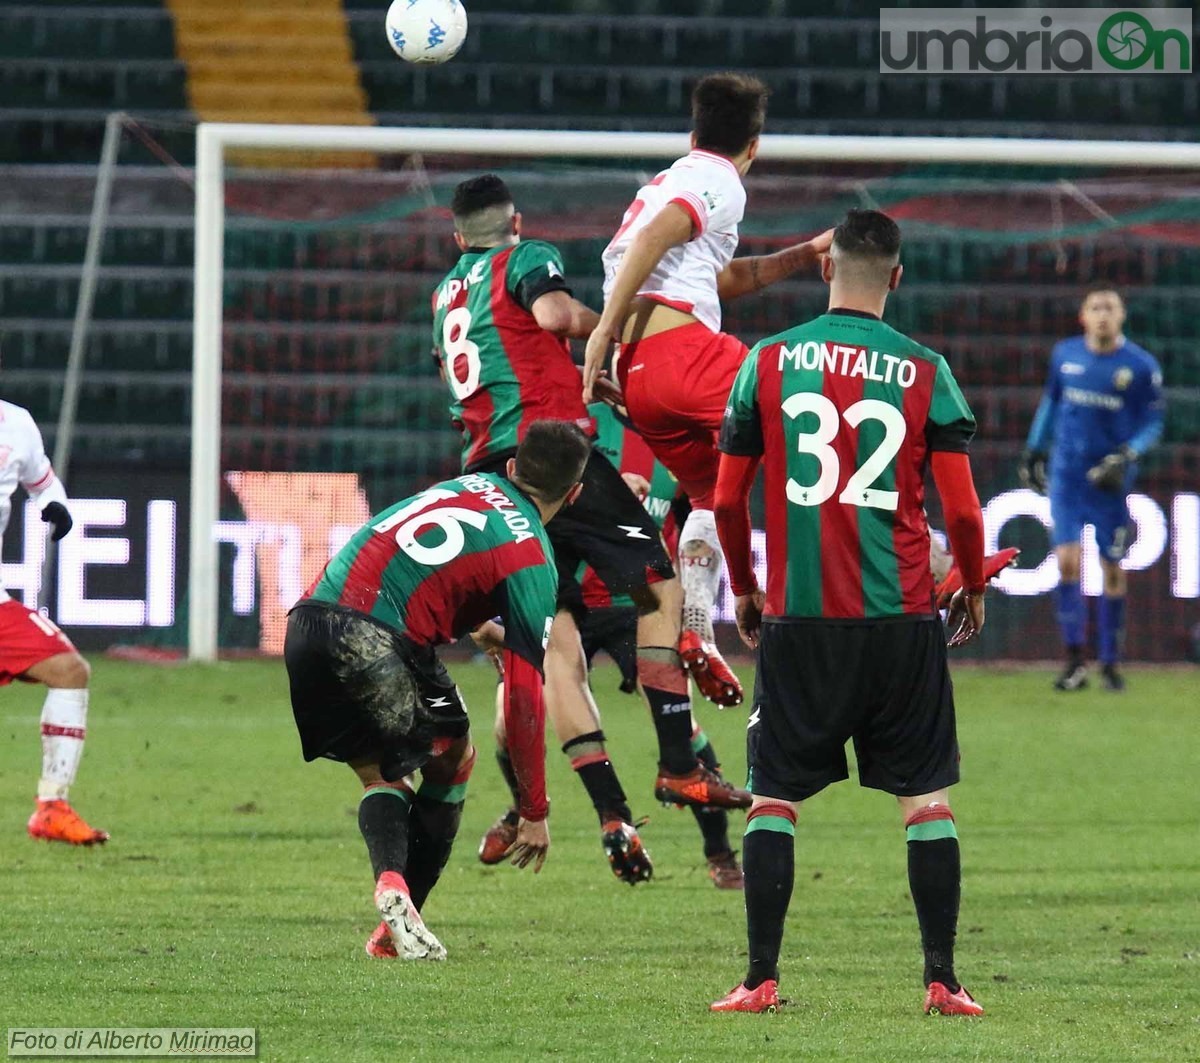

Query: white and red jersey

[602,149,746,334]
[0,399,68,603]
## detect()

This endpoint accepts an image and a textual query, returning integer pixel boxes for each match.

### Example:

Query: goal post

[189,124,1200,661]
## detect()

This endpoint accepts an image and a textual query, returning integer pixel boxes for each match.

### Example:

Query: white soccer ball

[385,0,468,64]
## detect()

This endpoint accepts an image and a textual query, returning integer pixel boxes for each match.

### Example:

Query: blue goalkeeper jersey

[1026,336,1164,478]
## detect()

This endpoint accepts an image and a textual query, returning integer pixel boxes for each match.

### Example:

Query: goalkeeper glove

[41,501,73,541]
[1017,450,1048,495]
[1087,444,1136,492]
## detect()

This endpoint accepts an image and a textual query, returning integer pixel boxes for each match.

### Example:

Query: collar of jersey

[828,307,880,320]
[688,149,740,177]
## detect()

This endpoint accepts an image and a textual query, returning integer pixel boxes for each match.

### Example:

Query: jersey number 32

[784,394,906,511]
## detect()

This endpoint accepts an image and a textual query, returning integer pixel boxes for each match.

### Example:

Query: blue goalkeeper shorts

[1049,473,1132,562]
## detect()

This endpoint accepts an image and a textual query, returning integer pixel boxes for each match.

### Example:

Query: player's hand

[40,501,73,541]
[507,817,550,873]
[590,369,625,410]
[1087,445,1135,492]
[470,620,506,674]
[734,589,766,650]
[1017,449,1049,495]
[620,472,651,502]
[582,326,619,405]
[808,227,835,257]
[946,589,985,648]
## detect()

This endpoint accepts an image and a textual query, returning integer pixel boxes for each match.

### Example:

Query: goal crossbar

[189,124,1200,660]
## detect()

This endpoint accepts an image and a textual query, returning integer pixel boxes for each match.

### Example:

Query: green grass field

[2,658,1198,1061]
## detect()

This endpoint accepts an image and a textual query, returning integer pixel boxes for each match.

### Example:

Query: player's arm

[531,291,601,339]
[19,413,72,541]
[714,347,765,648]
[1019,347,1062,494]
[716,229,835,301]
[927,357,985,645]
[582,204,694,402]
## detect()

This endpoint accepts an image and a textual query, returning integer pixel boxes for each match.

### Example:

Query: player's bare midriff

[620,297,702,344]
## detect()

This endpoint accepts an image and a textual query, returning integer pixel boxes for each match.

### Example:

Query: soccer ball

[385,0,468,65]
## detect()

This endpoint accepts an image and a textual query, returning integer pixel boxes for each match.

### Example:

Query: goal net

[188,126,1200,661]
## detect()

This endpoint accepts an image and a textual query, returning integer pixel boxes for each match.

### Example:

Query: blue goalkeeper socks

[1055,580,1085,653]
[1098,595,1126,665]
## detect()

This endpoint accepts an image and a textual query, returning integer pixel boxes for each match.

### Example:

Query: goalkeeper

[1018,288,1164,692]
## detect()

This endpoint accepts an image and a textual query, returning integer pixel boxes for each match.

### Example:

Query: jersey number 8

[783,393,907,511]
[442,307,482,401]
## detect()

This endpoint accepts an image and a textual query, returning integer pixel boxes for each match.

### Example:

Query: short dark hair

[451,174,513,220]
[513,421,590,503]
[832,209,902,261]
[1081,285,1123,305]
[691,73,768,157]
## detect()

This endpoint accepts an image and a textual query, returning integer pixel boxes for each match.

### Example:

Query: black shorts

[284,602,469,782]
[472,448,674,617]
[579,606,638,693]
[747,617,959,802]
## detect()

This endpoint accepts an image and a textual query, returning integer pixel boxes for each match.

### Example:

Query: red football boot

[477,809,519,865]
[935,547,1020,608]
[710,980,780,1013]
[364,921,397,959]
[27,800,109,846]
[706,850,745,890]
[924,982,984,1016]
[655,764,751,810]
[679,630,743,707]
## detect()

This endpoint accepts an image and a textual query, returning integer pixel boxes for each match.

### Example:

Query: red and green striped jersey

[307,473,557,668]
[719,309,976,620]
[576,402,679,609]
[432,240,593,471]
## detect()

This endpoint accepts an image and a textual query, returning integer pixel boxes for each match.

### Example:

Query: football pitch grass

[2,658,1197,1061]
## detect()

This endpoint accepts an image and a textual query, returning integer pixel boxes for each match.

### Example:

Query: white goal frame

[190,124,1200,660]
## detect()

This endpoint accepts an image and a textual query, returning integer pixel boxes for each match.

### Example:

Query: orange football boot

[654,764,751,810]
[711,980,780,1013]
[27,800,109,846]
[935,547,1020,608]
[706,850,745,890]
[600,818,653,885]
[924,982,984,1016]
[477,809,519,865]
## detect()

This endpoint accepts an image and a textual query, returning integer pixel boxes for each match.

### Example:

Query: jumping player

[582,72,832,708]
[1018,288,1164,692]
[284,422,588,959]
[0,397,107,845]
[711,210,987,1016]
[478,402,745,890]
[432,175,749,885]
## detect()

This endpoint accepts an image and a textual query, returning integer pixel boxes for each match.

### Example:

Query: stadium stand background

[0,0,1196,657]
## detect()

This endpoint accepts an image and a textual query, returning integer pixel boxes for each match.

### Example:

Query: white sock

[38,688,89,802]
[679,508,723,641]
[929,535,954,583]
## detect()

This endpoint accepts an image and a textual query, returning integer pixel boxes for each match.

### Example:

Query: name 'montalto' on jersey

[601,150,746,334]
[432,240,593,471]
[307,473,558,669]
[720,310,976,620]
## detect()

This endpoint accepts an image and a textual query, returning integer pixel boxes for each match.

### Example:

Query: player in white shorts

[0,398,108,845]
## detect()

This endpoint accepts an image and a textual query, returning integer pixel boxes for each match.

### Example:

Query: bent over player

[711,211,987,1016]
[1018,288,1164,692]
[582,72,832,707]
[433,175,748,886]
[0,397,107,845]
[284,422,588,959]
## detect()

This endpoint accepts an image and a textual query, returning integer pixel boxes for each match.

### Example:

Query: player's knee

[1102,562,1126,596]
[1056,547,1081,582]
[40,651,90,689]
